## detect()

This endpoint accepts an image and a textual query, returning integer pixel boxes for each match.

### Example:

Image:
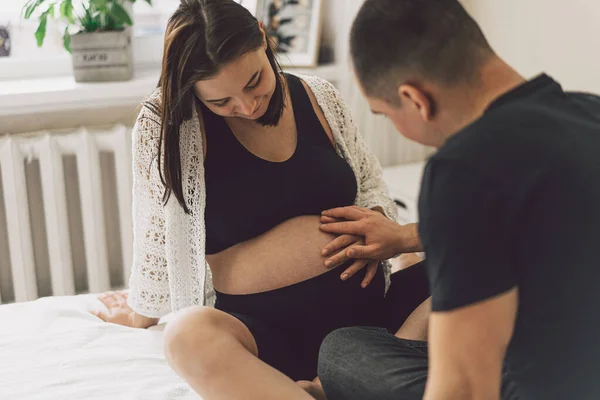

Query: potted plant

[22,0,152,82]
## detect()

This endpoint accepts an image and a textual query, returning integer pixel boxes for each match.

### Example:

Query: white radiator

[0,125,133,304]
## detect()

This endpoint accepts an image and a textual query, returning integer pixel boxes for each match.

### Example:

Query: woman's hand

[320,233,379,288]
[342,258,380,289]
[92,291,159,329]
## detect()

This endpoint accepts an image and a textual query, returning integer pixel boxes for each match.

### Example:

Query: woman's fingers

[325,247,353,269]
[340,259,369,281]
[322,234,360,257]
[98,291,127,308]
[91,309,109,321]
[361,261,379,288]
[346,244,380,260]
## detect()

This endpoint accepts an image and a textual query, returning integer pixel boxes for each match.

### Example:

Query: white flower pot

[69,29,133,82]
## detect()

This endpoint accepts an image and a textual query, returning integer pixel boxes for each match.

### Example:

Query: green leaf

[90,0,108,12]
[144,0,152,5]
[60,0,74,23]
[48,3,56,18]
[110,2,133,26]
[63,26,71,53]
[23,0,46,20]
[35,14,48,47]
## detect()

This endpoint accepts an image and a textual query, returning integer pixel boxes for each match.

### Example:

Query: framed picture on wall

[256,0,324,67]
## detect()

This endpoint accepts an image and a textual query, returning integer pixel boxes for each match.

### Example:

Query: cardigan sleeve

[126,102,172,318]
[320,79,398,221]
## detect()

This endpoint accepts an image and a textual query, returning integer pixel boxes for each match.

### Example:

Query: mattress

[0,294,200,400]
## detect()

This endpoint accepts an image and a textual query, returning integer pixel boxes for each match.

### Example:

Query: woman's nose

[237,97,257,116]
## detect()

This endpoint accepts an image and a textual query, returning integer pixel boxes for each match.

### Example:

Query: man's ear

[398,84,434,121]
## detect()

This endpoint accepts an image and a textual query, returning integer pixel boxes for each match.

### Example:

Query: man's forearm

[398,223,423,253]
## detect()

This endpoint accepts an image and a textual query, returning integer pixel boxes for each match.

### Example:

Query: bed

[0,294,199,400]
[0,162,425,400]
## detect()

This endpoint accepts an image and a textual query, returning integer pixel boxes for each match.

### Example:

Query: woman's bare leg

[395,297,431,341]
[164,306,312,400]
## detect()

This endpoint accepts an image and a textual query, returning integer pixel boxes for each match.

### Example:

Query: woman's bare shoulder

[296,76,335,145]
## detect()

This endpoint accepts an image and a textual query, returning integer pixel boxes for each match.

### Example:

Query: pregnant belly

[207,215,341,295]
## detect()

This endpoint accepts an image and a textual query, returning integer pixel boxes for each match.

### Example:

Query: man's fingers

[320,220,364,236]
[322,234,360,257]
[320,215,342,224]
[346,244,380,260]
[361,261,379,288]
[340,259,369,281]
[321,206,364,221]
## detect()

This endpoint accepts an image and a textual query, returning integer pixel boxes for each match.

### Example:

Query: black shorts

[214,261,430,381]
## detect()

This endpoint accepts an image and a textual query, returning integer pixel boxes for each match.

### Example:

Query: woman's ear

[258,22,268,50]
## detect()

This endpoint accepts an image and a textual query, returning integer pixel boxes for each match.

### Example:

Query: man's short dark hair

[351,0,493,102]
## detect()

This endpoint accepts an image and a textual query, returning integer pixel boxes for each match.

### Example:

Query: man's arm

[424,288,518,400]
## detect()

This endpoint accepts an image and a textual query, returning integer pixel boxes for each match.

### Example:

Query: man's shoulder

[434,99,570,177]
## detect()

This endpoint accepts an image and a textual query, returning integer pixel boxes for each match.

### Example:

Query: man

[316,0,600,399]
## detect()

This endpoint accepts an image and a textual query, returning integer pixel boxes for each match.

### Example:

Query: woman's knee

[164,306,256,369]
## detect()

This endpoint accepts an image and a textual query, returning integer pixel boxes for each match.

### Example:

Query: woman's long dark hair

[158,0,285,213]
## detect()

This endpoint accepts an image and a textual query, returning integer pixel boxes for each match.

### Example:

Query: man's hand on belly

[320,206,423,262]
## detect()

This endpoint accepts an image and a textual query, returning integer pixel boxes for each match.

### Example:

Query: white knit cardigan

[127,74,397,318]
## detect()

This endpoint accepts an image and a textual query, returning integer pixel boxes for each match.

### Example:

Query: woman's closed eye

[214,99,230,107]
[210,72,262,108]
[246,75,262,90]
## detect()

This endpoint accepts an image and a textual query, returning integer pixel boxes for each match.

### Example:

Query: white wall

[465,0,600,93]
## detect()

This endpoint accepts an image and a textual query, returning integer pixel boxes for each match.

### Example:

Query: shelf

[0,69,160,117]
[0,63,344,118]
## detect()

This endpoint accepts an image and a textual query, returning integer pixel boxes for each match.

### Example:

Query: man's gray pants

[318,326,519,400]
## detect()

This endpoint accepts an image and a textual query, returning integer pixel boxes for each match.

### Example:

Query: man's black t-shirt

[418,75,600,399]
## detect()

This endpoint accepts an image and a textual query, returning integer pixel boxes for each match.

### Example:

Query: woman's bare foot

[297,377,328,400]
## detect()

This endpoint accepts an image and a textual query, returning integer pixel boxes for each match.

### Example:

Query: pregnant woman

[93,0,429,398]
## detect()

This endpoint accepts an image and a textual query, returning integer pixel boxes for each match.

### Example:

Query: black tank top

[203,74,358,255]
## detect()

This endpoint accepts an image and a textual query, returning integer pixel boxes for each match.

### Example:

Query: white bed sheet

[0,294,201,400]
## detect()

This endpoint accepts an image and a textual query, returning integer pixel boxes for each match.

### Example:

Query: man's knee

[318,327,389,398]
[319,327,375,372]
[318,327,428,400]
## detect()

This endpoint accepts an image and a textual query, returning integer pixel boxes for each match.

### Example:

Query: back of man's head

[351,0,494,102]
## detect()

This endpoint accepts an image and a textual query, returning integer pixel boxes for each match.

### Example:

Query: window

[0,0,181,81]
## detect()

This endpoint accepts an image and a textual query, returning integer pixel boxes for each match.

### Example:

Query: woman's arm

[126,100,173,319]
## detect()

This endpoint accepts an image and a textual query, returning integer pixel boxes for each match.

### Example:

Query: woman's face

[194,46,276,121]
